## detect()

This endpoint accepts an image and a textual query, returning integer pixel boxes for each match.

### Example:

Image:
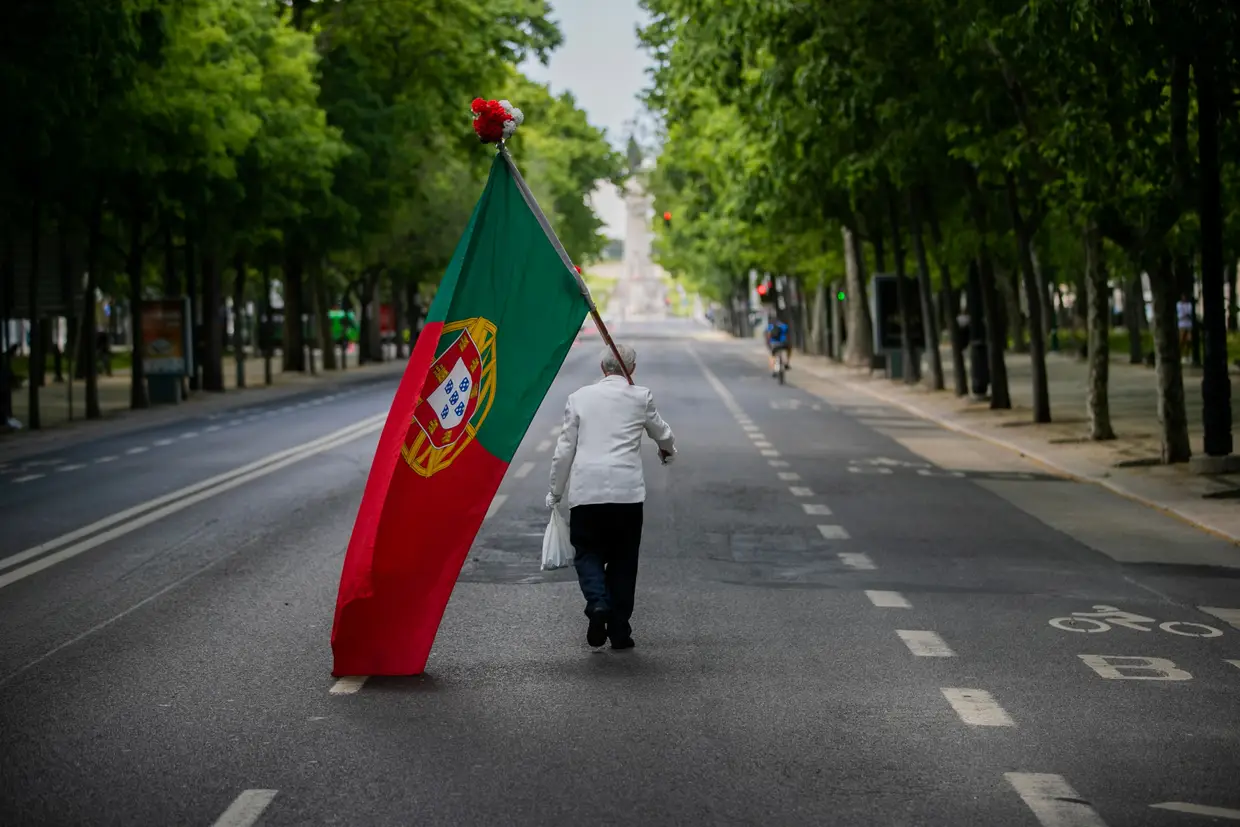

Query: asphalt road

[1,318,1237,827]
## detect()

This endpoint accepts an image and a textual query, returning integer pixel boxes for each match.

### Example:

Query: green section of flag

[431,152,589,462]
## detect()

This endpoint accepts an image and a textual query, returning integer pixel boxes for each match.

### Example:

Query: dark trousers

[569,502,644,642]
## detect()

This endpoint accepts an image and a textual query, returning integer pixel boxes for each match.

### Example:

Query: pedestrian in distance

[547,343,676,651]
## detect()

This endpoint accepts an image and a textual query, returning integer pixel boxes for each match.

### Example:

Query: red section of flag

[330,322,507,676]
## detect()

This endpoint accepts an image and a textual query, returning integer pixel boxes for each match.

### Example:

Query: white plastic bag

[541,507,574,571]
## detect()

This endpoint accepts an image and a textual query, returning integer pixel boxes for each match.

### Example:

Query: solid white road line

[802,504,832,515]
[0,416,387,588]
[778,472,801,481]
[485,494,508,520]
[211,789,278,827]
[13,474,44,483]
[817,524,850,539]
[688,347,751,421]
[329,676,369,695]
[1199,607,1240,631]
[1005,773,1109,827]
[789,486,813,497]
[865,590,910,608]
[839,552,875,570]
[896,630,955,657]
[941,688,1015,726]
[513,461,536,479]
[536,439,553,452]
[1151,803,1240,820]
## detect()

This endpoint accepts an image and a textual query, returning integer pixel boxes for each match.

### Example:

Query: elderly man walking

[547,343,675,650]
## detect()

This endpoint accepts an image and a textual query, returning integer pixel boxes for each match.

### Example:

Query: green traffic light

[836,290,846,301]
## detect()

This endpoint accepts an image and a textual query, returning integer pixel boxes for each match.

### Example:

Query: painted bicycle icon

[1048,605,1223,638]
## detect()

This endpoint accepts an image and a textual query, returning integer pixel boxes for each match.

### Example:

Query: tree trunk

[311,259,336,370]
[925,193,968,396]
[1124,273,1144,363]
[1003,173,1051,422]
[283,247,305,372]
[811,281,827,357]
[185,227,200,391]
[885,188,919,384]
[261,252,273,385]
[1149,252,1192,462]
[1196,53,1233,458]
[842,225,874,366]
[1004,267,1027,353]
[908,191,944,390]
[0,231,15,427]
[394,280,408,359]
[1084,224,1116,440]
[830,280,844,361]
[232,250,247,389]
[127,201,149,409]
[201,248,224,392]
[163,222,178,295]
[27,197,42,428]
[1032,246,1054,339]
[365,273,383,362]
[1227,262,1237,333]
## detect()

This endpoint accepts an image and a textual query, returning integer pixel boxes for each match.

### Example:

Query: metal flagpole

[497,142,634,386]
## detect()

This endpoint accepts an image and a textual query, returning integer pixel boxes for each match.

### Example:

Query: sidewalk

[0,351,406,464]
[782,346,1240,545]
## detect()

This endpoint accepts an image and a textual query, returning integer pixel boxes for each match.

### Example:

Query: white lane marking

[754,441,773,449]
[789,486,813,497]
[536,439,553,452]
[1199,607,1240,631]
[180,431,199,439]
[95,456,118,464]
[839,552,875,570]
[802,504,832,515]
[865,590,910,608]
[817,524,850,539]
[206,425,221,433]
[13,474,44,483]
[513,461,536,479]
[1150,803,1240,820]
[153,439,173,447]
[778,472,801,481]
[1078,654,1192,681]
[742,425,759,432]
[768,460,790,468]
[848,466,892,474]
[1227,659,1240,670]
[228,419,242,426]
[329,676,369,695]
[126,446,147,455]
[941,688,1015,727]
[896,630,955,657]
[211,789,278,827]
[687,347,750,422]
[1005,773,1108,827]
[761,449,781,457]
[485,494,508,520]
[0,415,387,585]
[57,464,86,472]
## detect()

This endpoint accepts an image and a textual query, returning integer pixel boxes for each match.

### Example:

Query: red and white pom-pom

[471,97,523,144]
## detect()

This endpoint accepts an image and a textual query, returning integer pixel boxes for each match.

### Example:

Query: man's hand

[545,492,560,510]
[659,448,675,465]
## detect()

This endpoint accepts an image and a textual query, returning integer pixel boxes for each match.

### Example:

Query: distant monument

[616,136,667,321]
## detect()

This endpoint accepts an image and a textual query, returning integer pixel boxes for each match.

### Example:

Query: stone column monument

[615,136,667,321]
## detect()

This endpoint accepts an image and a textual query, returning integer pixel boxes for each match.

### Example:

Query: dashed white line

[485,494,508,520]
[329,676,368,695]
[180,431,199,439]
[228,420,242,426]
[777,472,801,481]
[839,552,875,570]
[513,461,536,479]
[897,630,956,657]
[211,789,279,827]
[153,439,173,447]
[802,503,832,516]
[205,425,221,433]
[57,464,86,472]
[754,441,774,449]
[768,460,790,468]
[761,449,780,457]
[789,486,813,497]
[13,474,44,484]
[941,688,1015,727]
[865,590,910,608]
[817,524,850,539]
[1005,773,1108,827]
[95,456,118,464]
[742,425,758,432]
[536,439,553,452]
[126,447,147,455]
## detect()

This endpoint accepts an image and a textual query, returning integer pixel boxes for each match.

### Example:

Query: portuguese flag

[331,146,590,676]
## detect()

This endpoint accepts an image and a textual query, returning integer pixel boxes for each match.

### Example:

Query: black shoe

[586,608,610,648]
[610,637,635,651]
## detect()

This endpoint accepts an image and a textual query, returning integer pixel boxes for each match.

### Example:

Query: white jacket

[549,375,676,508]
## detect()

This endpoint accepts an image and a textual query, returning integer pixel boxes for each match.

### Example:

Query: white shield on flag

[426,358,474,431]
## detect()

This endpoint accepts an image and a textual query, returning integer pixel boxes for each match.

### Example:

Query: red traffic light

[663,211,672,221]
[756,283,769,296]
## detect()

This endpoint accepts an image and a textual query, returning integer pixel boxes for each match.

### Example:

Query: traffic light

[662,211,672,229]
[756,282,769,297]
[837,290,846,301]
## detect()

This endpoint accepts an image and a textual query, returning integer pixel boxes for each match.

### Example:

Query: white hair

[601,343,636,376]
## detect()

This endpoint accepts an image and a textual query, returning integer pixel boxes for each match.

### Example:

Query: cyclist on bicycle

[765,314,791,375]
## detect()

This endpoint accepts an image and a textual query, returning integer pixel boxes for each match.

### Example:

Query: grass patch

[582,271,618,315]
[7,351,133,380]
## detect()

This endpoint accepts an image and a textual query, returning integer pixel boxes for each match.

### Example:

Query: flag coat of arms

[331,147,589,676]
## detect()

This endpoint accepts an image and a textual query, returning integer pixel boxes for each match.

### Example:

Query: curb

[731,344,1240,547]
[0,361,406,464]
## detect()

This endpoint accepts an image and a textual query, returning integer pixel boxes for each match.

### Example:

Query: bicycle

[771,346,788,385]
